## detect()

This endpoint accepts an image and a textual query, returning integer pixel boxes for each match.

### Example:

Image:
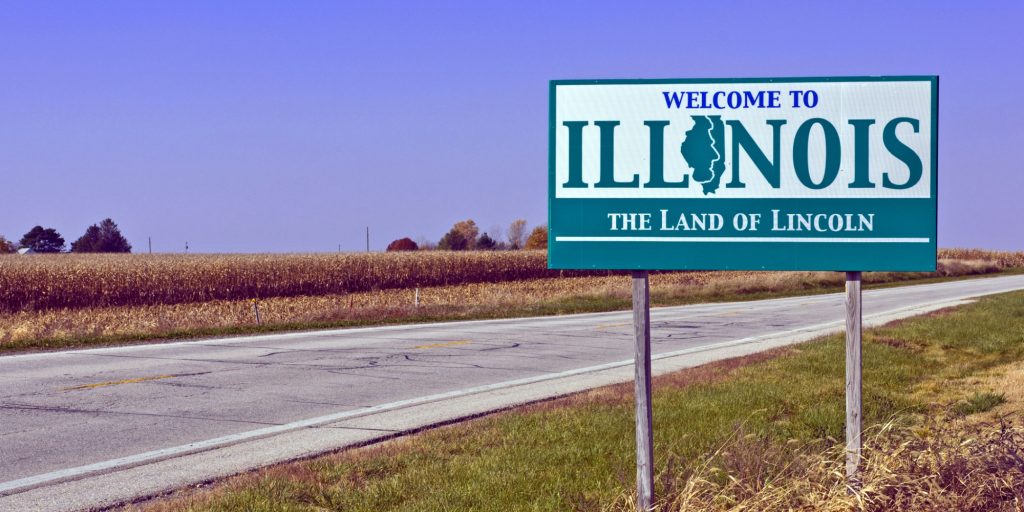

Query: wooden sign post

[845,271,863,485]
[631,271,654,510]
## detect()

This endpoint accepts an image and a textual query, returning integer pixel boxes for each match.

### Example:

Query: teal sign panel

[548,76,938,271]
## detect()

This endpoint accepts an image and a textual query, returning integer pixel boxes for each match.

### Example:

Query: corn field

[1,260,1008,346]
[0,251,606,313]
[937,248,1024,268]
[0,248,1020,315]
[0,250,1019,349]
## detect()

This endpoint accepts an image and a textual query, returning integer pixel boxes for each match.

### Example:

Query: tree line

[0,217,544,254]
[386,219,547,252]
[0,218,131,254]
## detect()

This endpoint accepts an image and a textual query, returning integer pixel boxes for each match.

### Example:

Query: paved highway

[1,275,1023,511]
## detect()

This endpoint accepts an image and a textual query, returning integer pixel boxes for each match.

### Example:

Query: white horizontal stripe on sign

[555,236,930,243]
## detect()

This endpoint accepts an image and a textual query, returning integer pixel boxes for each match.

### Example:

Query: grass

[2,258,1020,354]
[628,416,1024,511]
[129,290,1024,512]
[952,392,1007,416]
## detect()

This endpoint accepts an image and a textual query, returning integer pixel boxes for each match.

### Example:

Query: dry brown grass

[606,418,1024,512]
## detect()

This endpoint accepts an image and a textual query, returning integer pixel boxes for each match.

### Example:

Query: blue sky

[2,1,1022,252]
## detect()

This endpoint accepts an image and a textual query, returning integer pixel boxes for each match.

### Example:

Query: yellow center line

[415,340,472,349]
[61,374,177,391]
[595,322,631,330]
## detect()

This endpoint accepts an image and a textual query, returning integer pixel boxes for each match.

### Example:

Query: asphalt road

[1,275,1023,511]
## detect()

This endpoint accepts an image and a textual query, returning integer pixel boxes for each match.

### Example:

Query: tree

[0,236,15,253]
[386,237,419,252]
[71,218,132,253]
[507,219,527,249]
[476,232,497,250]
[71,225,101,252]
[525,225,548,250]
[20,226,65,253]
[452,219,479,249]
[437,228,468,251]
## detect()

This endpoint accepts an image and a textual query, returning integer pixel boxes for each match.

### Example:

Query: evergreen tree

[476,232,497,250]
[20,226,65,253]
[71,225,102,252]
[72,218,132,253]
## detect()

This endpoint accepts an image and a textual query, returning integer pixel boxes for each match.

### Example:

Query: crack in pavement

[0,403,287,428]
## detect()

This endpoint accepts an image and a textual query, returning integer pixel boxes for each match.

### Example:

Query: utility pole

[148,237,152,254]
[366,226,369,252]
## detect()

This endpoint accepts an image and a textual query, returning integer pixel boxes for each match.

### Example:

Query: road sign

[548,76,938,272]
[548,76,938,509]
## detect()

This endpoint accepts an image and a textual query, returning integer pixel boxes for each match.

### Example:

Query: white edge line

[0,296,992,496]
[555,236,931,243]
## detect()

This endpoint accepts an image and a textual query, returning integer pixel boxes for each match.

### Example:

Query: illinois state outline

[680,115,726,195]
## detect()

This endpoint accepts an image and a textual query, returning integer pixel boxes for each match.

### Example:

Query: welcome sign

[548,76,937,271]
